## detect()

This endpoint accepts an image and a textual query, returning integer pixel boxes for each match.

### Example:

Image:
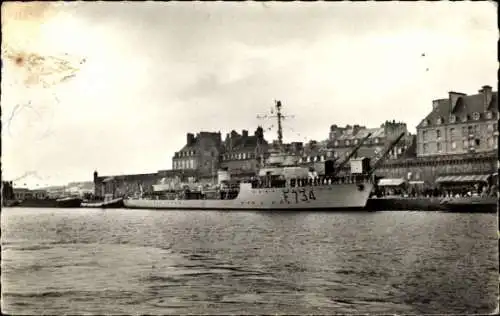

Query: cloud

[1,1,497,185]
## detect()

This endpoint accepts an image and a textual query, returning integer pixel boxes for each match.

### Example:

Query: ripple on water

[1,208,498,315]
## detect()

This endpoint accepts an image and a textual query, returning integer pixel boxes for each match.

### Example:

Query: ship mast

[257,100,294,150]
[276,100,284,147]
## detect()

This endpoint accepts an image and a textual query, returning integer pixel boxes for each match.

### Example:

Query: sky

[1,1,497,188]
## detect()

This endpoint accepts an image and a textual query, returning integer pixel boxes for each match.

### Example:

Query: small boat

[56,196,82,208]
[366,196,447,211]
[440,196,498,213]
[11,198,59,208]
[81,197,124,208]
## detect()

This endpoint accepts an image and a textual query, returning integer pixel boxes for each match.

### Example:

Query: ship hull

[124,183,374,210]
[440,196,497,213]
[81,198,124,209]
[56,197,82,208]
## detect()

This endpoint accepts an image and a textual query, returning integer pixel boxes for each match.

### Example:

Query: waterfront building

[93,171,162,199]
[12,187,47,200]
[172,131,222,180]
[328,121,414,160]
[219,127,269,180]
[416,85,498,157]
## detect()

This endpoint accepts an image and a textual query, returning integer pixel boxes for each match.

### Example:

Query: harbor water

[1,208,498,315]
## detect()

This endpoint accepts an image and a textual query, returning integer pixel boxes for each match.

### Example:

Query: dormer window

[422,120,428,127]
[354,139,359,145]
[461,115,468,122]
[449,115,456,123]
[436,117,443,125]
[486,111,492,119]
[473,112,480,120]
[334,141,339,147]
[345,140,350,146]
[374,138,379,144]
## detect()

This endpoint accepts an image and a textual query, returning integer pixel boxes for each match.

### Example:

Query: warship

[124,100,404,211]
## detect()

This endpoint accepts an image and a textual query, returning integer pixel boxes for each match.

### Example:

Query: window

[354,139,359,145]
[494,123,498,131]
[449,115,456,123]
[487,137,494,148]
[345,140,350,146]
[422,120,428,127]
[437,142,442,152]
[436,117,442,125]
[334,141,339,146]
[461,115,468,122]
[486,111,492,119]
[463,140,468,149]
[451,141,457,150]
[487,124,493,132]
[473,112,480,120]
[474,125,479,134]
[475,139,480,146]
[436,129,441,139]
[449,128,455,138]
[423,143,428,153]
[468,125,473,135]
[374,138,379,144]
[422,131,428,141]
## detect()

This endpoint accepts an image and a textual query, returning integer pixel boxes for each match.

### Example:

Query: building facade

[416,85,498,157]
[172,131,222,180]
[219,127,269,179]
[94,171,162,198]
[375,152,497,184]
[328,121,414,160]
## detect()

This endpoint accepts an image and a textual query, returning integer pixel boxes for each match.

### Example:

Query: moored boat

[9,198,59,208]
[124,175,375,210]
[56,196,82,208]
[81,197,124,208]
[124,100,405,211]
[439,196,498,213]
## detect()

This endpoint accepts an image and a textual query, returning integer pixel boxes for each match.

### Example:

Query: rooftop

[417,86,497,129]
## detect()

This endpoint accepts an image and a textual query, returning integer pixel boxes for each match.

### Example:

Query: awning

[378,178,406,186]
[435,174,491,183]
[409,181,425,185]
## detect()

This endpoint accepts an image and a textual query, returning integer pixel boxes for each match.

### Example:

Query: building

[416,85,498,157]
[93,171,162,199]
[172,131,222,180]
[219,127,269,179]
[2,181,14,200]
[12,188,47,200]
[65,181,94,198]
[328,121,414,161]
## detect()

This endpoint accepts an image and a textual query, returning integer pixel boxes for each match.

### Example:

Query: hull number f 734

[282,189,316,204]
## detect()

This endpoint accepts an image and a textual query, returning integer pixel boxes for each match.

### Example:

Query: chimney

[242,130,248,138]
[353,125,363,136]
[480,85,493,111]
[186,133,195,146]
